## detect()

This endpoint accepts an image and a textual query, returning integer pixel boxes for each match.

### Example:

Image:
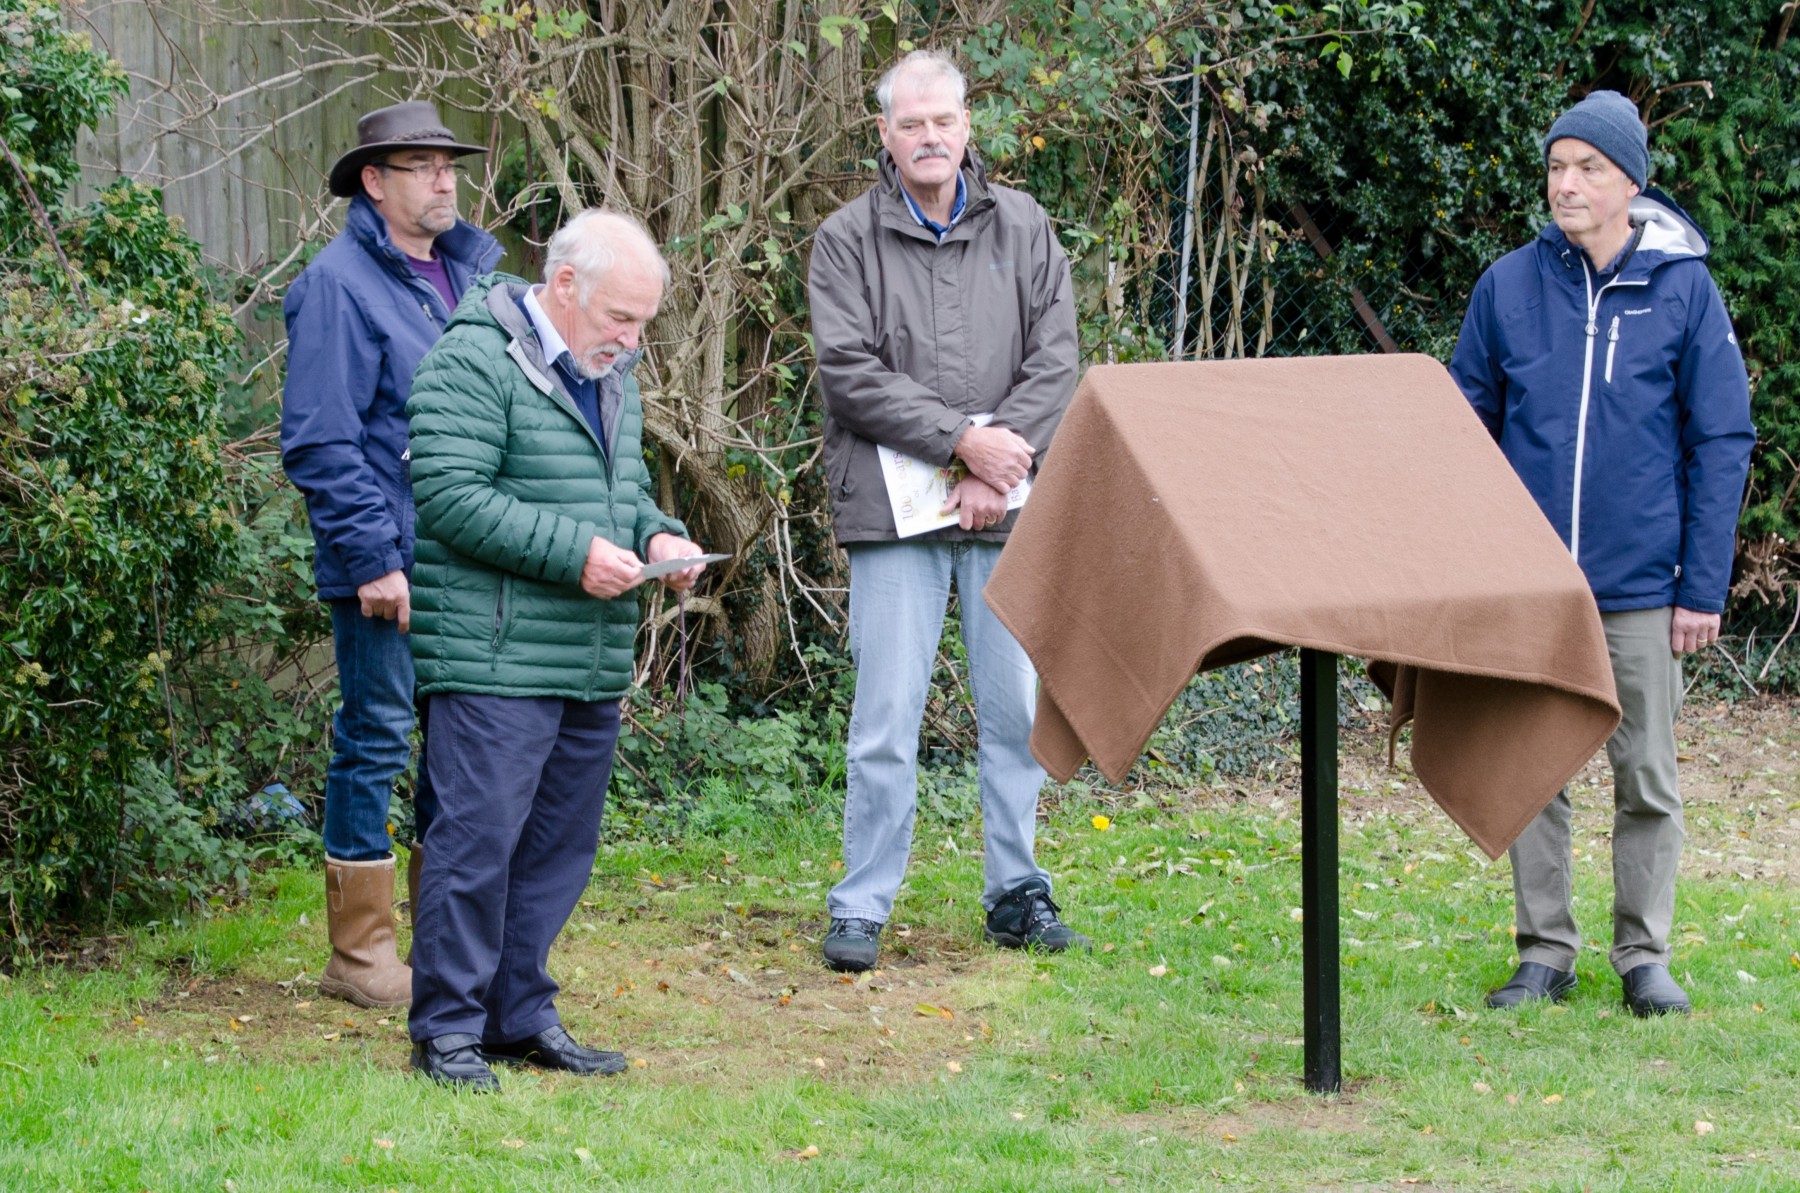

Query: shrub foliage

[0,0,248,938]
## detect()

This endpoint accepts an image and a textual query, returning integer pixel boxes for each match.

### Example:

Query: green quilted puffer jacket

[405,274,686,700]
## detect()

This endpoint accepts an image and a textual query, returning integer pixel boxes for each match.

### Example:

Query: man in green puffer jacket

[403,210,708,1091]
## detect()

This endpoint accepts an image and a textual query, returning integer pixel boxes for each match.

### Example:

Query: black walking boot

[984,877,1091,953]
[822,917,882,972]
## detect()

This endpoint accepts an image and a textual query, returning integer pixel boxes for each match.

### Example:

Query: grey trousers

[1509,605,1685,975]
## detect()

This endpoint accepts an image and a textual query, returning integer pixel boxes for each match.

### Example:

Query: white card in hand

[638,552,731,580]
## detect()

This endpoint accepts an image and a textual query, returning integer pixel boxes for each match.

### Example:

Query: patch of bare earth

[112,901,1028,1093]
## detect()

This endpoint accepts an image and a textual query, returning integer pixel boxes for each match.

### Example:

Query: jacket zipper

[1604,315,1620,384]
[1570,260,1645,565]
[489,576,508,665]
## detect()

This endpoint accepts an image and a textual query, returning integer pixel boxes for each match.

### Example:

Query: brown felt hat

[327,101,486,198]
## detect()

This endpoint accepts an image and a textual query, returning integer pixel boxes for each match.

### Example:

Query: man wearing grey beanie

[1449,90,1755,1018]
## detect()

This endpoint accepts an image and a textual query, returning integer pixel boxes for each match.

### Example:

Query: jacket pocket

[826,424,856,502]
[489,575,513,666]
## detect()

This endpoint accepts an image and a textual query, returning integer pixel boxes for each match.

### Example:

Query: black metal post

[1299,648,1341,1093]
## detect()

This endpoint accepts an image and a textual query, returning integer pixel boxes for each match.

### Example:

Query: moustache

[911,145,951,163]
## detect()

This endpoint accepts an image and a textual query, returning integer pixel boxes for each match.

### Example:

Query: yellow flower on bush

[1091,815,1111,832]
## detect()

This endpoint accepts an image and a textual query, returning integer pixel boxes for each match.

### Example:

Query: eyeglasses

[375,160,467,182]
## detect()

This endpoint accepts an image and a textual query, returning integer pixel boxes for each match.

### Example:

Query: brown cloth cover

[983,354,1622,859]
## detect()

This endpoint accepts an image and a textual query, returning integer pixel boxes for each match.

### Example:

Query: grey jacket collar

[873,148,996,244]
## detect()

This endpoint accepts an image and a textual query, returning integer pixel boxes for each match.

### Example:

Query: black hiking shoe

[822,917,882,972]
[984,877,1091,953]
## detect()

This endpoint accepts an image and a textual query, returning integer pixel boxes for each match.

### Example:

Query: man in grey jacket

[808,49,1085,972]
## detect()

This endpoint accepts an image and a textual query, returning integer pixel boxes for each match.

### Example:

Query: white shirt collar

[522,284,572,367]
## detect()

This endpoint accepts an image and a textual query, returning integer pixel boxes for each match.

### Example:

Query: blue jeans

[324,599,433,861]
[409,693,620,1043]
[827,540,1051,923]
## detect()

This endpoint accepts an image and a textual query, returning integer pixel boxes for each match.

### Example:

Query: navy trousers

[408,692,620,1043]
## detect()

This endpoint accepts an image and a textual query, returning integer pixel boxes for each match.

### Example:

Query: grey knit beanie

[1543,90,1648,187]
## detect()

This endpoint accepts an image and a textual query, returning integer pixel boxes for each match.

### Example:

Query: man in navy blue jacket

[1451,90,1754,1017]
[281,102,502,1009]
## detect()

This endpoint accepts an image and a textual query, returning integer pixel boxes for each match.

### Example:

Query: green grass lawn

[3,712,1798,1191]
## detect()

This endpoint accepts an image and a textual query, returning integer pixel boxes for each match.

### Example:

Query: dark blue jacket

[280,195,503,600]
[1450,190,1754,614]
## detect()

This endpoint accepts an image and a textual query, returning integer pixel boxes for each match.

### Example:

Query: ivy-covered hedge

[1254,1,1799,643]
[0,0,254,940]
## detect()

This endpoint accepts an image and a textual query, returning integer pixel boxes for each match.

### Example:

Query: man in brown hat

[280,101,502,1009]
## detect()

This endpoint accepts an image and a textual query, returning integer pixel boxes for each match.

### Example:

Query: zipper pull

[1585,320,1597,336]
[1608,315,1620,341]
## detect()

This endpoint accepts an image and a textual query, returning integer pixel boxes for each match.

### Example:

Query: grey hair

[875,49,967,118]
[542,208,670,303]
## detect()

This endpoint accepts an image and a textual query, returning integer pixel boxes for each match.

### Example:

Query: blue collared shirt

[521,285,605,450]
[899,172,967,242]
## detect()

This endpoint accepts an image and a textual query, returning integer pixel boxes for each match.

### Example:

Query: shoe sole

[410,1063,500,1093]
[1623,998,1691,1018]
[1484,979,1577,1009]
[984,929,1089,952]
[479,1050,627,1076]
[319,976,410,1010]
[822,953,877,973]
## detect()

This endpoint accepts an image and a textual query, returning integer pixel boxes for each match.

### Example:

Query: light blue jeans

[828,540,1051,923]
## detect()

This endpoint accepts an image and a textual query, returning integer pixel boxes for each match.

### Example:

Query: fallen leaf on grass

[1472,1082,1491,1095]
[321,1032,341,1042]
[500,1139,524,1149]
[373,1138,394,1150]
[1736,970,1758,984]
[631,1058,648,1069]
[1011,1112,1026,1121]
[723,967,752,986]
[915,1004,954,1020]
[797,1144,820,1160]
[1695,1120,1714,1136]
[946,1061,962,1073]
[574,1147,593,1164]
[1101,942,1116,953]
[1542,1094,1562,1105]
[1504,1094,1519,1105]
[1147,965,1168,978]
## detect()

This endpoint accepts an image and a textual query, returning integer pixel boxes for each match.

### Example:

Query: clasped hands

[944,422,1034,531]
[580,531,707,600]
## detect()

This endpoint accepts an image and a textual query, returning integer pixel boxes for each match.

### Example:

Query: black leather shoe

[411,1032,501,1091]
[1621,962,1691,1017]
[984,878,1091,953]
[1484,962,1577,1009]
[481,1023,628,1075]
[823,918,882,972]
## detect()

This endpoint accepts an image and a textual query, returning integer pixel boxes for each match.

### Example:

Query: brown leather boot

[403,843,423,966]
[320,855,412,1009]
